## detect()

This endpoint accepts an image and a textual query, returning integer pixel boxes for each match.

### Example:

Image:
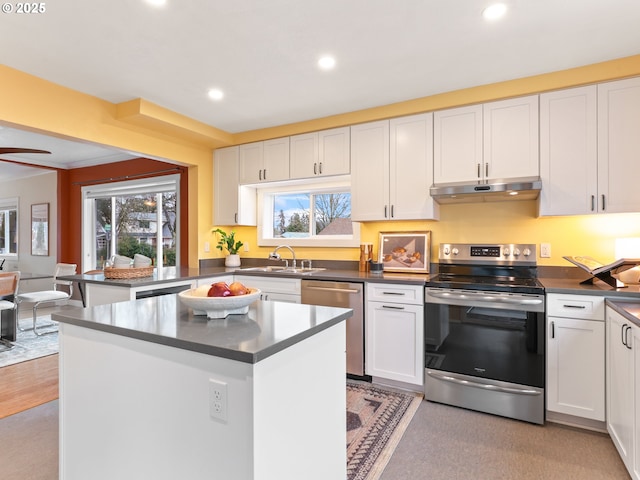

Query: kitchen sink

[234,266,326,275]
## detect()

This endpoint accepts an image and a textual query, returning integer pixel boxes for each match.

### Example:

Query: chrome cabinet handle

[551,320,555,339]
[477,163,481,178]
[563,304,586,309]
[234,213,238,224]
[319,162,323,174]
[591,195,595,212]
[390,205,394,218]
[384,205,388,218]
[382,305,405,310]
[259,169,262,181]
[602,194,606,211]
[313,162,317,175]
[263,169,266,180]
[382,291,405,296]
[485,163,489,177]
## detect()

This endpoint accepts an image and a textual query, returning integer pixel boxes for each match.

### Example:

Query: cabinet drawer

[366,283,423,305]
[546,294,605,320]
[234,275,301,295]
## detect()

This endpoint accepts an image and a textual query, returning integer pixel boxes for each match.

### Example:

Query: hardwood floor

[0,353,59,419]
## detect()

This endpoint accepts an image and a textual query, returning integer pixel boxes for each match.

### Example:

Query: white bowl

[178,287,261,319]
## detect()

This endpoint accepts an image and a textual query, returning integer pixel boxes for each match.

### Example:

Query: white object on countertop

[178,287,261,319]
[615,238,640,284]
[112,255,133,268]
[133,254,152,267]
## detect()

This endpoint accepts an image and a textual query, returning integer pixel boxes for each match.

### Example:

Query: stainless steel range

[424,243,545,424]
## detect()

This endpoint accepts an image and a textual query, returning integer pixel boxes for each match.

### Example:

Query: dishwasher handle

[302,285,360,294]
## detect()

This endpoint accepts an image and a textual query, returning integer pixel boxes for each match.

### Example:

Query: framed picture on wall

[378,231,431,273]
[31,203,49,256]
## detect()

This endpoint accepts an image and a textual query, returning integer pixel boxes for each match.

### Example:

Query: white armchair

[17,263,77,336]
[0,271,20,350]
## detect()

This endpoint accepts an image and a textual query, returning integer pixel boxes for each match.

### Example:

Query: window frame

[256,179,360,248]
[0,197,19,257]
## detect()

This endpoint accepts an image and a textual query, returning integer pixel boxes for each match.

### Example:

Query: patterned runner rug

[0,316,59,368]
[347,380,423,480]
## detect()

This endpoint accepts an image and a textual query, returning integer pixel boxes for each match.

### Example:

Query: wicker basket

[103,266,154,279]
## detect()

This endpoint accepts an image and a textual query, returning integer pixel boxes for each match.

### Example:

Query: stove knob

[452,248,459,256]
[523,248,531,257]
[503,248,510,256]
[513,248,521,257]
[443,247,450,255]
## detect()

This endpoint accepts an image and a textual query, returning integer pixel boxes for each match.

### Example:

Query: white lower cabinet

[235,275,301,303]
[546,294,605,422]
[366,283,424,387]
[606,306,638,478]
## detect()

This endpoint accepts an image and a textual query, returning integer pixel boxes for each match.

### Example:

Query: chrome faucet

[268,245,297,269]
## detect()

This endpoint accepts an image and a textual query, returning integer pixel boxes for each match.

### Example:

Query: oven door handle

[426,371,542,396]
[426,290,543,306]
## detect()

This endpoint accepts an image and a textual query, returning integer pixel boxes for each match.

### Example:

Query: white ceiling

[1,0,639,181]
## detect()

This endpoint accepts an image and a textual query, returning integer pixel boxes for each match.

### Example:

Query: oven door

[424,287,545,424]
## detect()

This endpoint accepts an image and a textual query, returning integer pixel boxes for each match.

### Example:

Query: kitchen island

[53,295,351,480]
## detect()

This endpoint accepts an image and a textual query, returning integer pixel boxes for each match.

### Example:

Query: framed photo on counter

[378,231,430,273]
[31,202,49,256]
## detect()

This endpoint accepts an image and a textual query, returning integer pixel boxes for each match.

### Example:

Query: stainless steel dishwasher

[301,280,365,377]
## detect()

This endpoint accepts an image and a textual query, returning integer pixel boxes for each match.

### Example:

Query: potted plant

[212,228,243,267]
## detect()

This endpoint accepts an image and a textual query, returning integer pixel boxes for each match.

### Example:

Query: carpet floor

[347,380,423,480]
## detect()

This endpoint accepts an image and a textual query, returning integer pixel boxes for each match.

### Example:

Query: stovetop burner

[427,243,545,294]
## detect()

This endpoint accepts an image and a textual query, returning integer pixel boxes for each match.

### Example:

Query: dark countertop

[606,299,640,328]
[60,265,432,287]
[52,294,352,364]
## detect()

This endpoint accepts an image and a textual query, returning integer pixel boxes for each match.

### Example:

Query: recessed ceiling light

[482,3,507,21]
[318,55,336,71]
[208,88,224,101]
[145,0,167,7]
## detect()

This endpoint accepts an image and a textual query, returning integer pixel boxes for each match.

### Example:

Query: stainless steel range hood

[430,177,542,204]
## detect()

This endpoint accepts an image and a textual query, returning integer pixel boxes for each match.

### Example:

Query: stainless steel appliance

[424,243,545,424]
[301,280,365,377]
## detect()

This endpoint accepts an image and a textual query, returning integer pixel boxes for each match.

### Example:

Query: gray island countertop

[52,295,352,364]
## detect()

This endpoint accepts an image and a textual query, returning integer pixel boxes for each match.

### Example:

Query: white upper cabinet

[289,127,350,180]
[389,113,439,220]
[483,95,539,180]
[239,137,290,184]
[598,77,640,214]
[351,114,438,222]
[213,146,256,226]
[540,78,640,216]
[433,104,483,184]
[539,86,598,216]
[433,95,539,185]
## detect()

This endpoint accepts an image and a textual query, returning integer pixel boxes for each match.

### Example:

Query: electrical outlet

[244,242,249,252]
[204,242,210,253]
[540,243,551,258]
[209,378,228,422]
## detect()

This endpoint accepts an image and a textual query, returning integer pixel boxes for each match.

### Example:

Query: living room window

[0,197,18,255]
[81,176,179,270]
[257,180,360,247]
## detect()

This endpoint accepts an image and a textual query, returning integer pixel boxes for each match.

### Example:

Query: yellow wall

[2,55,640,267]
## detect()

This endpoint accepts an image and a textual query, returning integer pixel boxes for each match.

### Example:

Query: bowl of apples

[178,281,260,319]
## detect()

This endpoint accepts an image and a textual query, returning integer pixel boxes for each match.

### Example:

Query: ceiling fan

[0,148,51,154]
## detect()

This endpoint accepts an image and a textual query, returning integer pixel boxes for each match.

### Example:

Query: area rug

[347,380,423,480]
[0,316,59,368]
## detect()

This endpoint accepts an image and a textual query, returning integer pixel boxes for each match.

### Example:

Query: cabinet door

[214,147,240,225]
[366,301,424,386]
[433,104,482,184]
[350,120,390,221]
[262,137,290,182]
[546,316,605,421]
[598,77,640,213]
[634,323,640,480]
[289,132,319,179]
[389,113,439,220]
[483,95,539,180]
[239,142,264,184]
[607,308,634,470]
[539,86,597,216]
[318,127,350,177]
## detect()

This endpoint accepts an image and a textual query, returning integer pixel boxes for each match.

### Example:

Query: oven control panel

[440,243,536,265]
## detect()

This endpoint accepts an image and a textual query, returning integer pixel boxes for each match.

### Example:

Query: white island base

[59,322,346,480]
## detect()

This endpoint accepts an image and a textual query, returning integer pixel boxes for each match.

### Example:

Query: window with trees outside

[82,176,179,271]
[257,181,360,247]
[0,197,18,255]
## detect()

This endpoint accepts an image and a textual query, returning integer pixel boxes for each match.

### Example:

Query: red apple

[228,281,249,296]
[208,282,232,297]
